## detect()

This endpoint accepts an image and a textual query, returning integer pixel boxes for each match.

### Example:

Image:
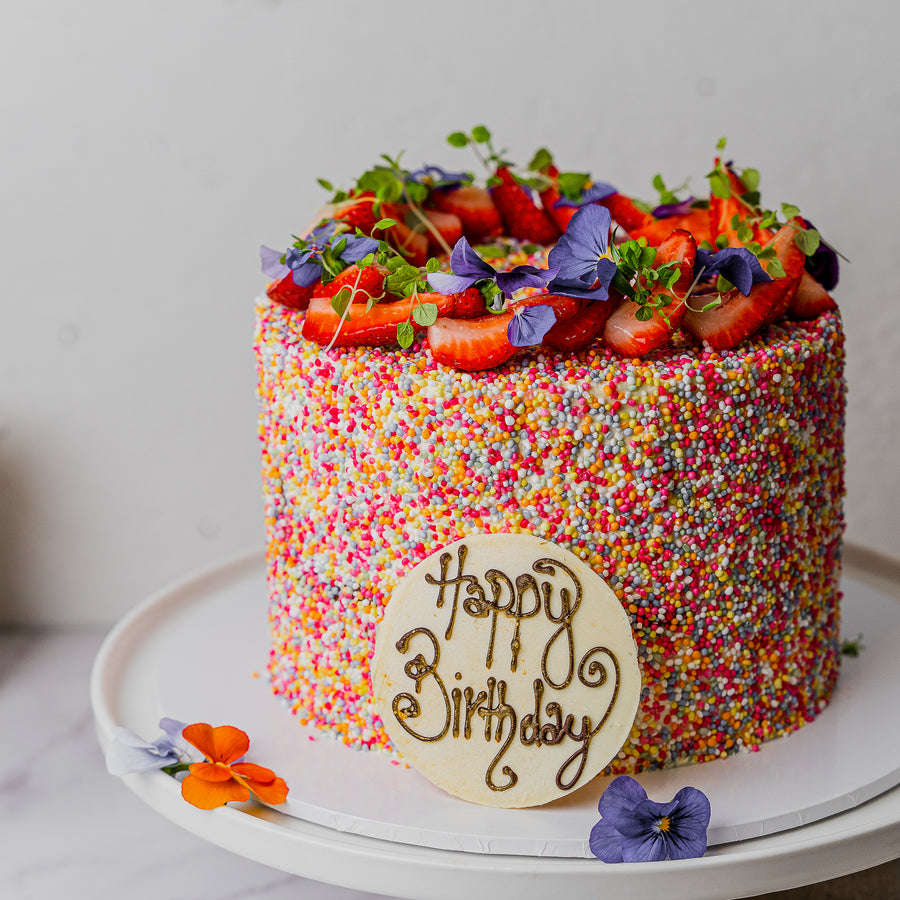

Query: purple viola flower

[105,718,196,776]
[590,776,711,863]
[652,196,697,218]
[554,181,617,208]
[695,246,771,297]
[264,221,338,288]
[802,218,839,290]
[547,204,617,302]
[335,233,380,264]
[507,303,557,347]
[408,165,472,189]
[259,244,289,279]
[427,237,558,298]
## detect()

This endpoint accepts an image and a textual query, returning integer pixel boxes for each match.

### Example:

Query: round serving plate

[91,546,900,899]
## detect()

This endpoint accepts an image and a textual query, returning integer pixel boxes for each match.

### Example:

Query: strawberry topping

[490,167,560,244]
[266,274,316,310]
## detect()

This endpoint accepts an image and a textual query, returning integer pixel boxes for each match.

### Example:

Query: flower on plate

[547,204,617,302]
[589,775,711,863]
[427,237,558,304]
[694,246,771,296]
[507,303,558,348]
[179,722,289,810]
[407,165,472,190]
[105,717,195,776]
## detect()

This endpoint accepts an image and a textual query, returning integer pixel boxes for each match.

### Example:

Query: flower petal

[695,247,770,296]
[588,818,625,863]
[337,234,380,264]
[181,773,249,809]
[554,182,617,208]
[621,831,668,863]
[652,197,697,218]
[260,245,289,279]
[670,786,712,840]
[802,218,839,289]
[105,727,181,776]
[548,204,611,280]
[231,762,277,784]
[507,304,557,347]
[247,776,290,806]
[188,761,235,782]
[546,276,610,303]
[597,775,648,827]
[427,271,480,295]
[182,723,249,765]
[495,265,559,295]
[450,237,497,281]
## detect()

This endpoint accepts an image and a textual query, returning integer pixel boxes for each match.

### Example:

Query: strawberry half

[683,220,805,350]
[302,291,456,348]
[266,273,316,310]
[604,230,697,357]
[430,185,503,243]
[421,209,463,256]
[427,294,578,371]
[788,271,838,319]
[599,193,654,234]
[334,192,379,236]
[450,287,489,319]
[544,295,618,352]
[312,263,389,303]
[490,167,560,244]
[381,203,430,266]
[708,166,769,247]
[538,164,578,233]
[629,208,712,248]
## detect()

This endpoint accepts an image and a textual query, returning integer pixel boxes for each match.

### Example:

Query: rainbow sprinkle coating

[255,300,845,773]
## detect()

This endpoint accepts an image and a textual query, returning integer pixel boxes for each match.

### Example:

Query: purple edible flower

[590,776,711,863]
[547,204,617,302]
[802,218,839,290]
[554,181,617,208]
[427,237,558,298]
[259,244,289,280]
[105,718,196,776]
[408,165,472,190]
[507,303,557,347]
[652,196,697,218]
[695,246,771,297]
[264,221,338,288]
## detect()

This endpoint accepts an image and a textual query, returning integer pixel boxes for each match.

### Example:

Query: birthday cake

[255,130,844,785]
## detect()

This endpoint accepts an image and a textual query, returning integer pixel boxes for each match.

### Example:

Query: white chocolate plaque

[372,535,641,808]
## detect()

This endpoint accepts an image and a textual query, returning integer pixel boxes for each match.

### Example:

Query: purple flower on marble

[590,776,711,863]
[427,237,558,299]
[695,246,771,297]
[407,165,472,189]
[507,303,557,347]
[652,196,697,218]
[554,181,617,208]
[802,218,839,290]
[547,204,617,302]
[105,718,196,776]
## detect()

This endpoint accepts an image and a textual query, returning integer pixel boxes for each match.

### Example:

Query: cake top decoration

[260,127,841,369]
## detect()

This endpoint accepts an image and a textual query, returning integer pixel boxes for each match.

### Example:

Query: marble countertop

[2,629,897,900]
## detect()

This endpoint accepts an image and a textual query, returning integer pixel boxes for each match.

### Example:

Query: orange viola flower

[179,723,289,810]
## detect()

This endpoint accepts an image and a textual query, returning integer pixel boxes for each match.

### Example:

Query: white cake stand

[91,546,900,900]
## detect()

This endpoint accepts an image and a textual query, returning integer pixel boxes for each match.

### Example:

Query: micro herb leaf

[474,244,507,260]
[700,297,722,312]
[841,633,864,656]
[794,227,821,256]
[317,178,333,191]
[652,173,665,192]
[716,136,728,151]
[635,306,653,322]
[781,203,801,219]
[528,147,553,171]
[715,275,736,292]
[359,252,376,268]
[331,289,352,318]
[709,171,731,199]
[633,198,654,213]
[373,218,398,231]
[406,182,428,204]
[412,302,438,327]
[397,321,415,348]
[766,258,786,278]
[558,171,591,201]
[447,131,468,148]
[425,257,441,273]
[471,125,491,143]
[715,234,730,249]
[740,168,760,192]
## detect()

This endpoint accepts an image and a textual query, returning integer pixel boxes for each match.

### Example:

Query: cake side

[256,302,845,773]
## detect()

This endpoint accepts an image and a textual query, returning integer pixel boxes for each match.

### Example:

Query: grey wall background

[1,0,897,625]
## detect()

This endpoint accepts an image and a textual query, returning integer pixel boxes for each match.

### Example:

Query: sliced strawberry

[683,220,805,350]
[490,167,560,244]
[629,208,712,247]
[450,287,489,319]
[421,209,463,256]
[604,230,697,356]
[302,292,455,347]
[538,164,579,233]
[334,192,378,236]
[312,263,389,303]
[387,219,429,266]
[599,193,654,233]
[266,274,316,310]
[427,294,578,371]
[708,166,770,248]
[430,185,503,243]
[788,271,838,319]
[544,295,618,352]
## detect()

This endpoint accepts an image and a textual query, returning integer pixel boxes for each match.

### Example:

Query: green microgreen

[841,633,865,657]
[609,238,685,323]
